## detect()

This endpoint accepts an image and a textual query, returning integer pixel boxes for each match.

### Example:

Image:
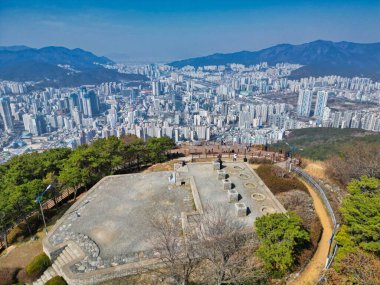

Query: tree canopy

[0,149,71,232]
[335,176,380,257]
[254,212,310,277]
[0,135,175,243]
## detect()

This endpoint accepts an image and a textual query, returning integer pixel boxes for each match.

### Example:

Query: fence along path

[291,166,339,284]
[0,188,76,251]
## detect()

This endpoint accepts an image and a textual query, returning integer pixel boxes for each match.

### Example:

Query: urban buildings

[314,91,329,118]
[0,62,380,164]
[0,97,14,133]
[297,89,313,117]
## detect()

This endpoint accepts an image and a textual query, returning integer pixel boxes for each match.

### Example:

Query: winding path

[291,180,333,285]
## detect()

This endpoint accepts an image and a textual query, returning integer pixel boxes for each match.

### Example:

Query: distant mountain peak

[169,40,380,80]
[0,45,147,87]
[0,45,32,52]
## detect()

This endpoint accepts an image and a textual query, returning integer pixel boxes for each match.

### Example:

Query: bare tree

[194,204,261,285]
[148,210,200,285]
[328,142,380,185]
[0,211,8,249]
[272,166,287,178]
[340,251,380,285]
[321,251,380,285]
[148,205,265,285]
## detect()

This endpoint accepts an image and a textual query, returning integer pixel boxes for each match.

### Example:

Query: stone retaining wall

[43,174,203,285]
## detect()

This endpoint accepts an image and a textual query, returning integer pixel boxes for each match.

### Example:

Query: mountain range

[2,41,380,85]
[169,40,380,80]
[0,46,147,87]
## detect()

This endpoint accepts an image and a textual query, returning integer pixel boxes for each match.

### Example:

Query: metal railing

[0,187,76,252]
[293,167,337,227]
[292,166,339,271]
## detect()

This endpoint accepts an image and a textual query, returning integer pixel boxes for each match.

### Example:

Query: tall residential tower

[0,97,14,133]
[314,91,329,117]
[297,89,312,117]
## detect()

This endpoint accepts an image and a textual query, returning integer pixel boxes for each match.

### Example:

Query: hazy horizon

[1,0,380,62]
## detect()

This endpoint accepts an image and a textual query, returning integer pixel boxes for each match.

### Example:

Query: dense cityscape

[1,1,380,285]
[0,62,379,163]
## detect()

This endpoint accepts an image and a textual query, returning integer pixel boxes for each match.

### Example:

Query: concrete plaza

[43,161,285,284]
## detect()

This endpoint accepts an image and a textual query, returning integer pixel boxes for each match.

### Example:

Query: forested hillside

[0,136,174,245]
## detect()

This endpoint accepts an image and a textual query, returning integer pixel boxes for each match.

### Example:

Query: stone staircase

[33,243,81,285]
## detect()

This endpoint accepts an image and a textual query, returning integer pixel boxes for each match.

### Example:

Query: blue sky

[0,0,379,62]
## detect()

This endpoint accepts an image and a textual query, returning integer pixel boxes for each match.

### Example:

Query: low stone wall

[43,173,205,285]
[44,176,117,260]
[42,163,284,285]
[189,176,203,214]
[245,163,286,213]
[61,257,165,285]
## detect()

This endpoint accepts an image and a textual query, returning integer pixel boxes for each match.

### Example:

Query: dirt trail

[0,232,43,268]
[0,202,73,269]
[292,180,334,285]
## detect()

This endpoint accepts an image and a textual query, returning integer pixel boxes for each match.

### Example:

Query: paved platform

[43,162,285,285]
[183,162,285,227]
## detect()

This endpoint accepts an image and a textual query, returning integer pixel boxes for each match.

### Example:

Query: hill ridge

[0,46,146,87]
[169,40,380,80]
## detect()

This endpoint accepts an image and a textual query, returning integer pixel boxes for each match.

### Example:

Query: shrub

[45,208,58,219]
[6,214,43,244]
[6,226,24,244]
[336,177,380,256]
[276,189,323,267]
[19,213,42,234]
[0,267,19,285]
[256,164,307,194]
[325,251,380,285]
[255,212,310,277]
[25,253,51,279]
[248,157,272,164]
[16,268,33,284]
[45,276,68,285]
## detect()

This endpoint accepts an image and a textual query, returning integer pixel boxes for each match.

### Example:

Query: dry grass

[250,164,260,170]
[276,190,323,273]
[190,157,215,162]
[302,159,345,221]
[143,159,180,173]
[256,164,308,194]
[0,202,73,270]
[0,235,43,269]
[0,267,19,285]
[302,159,329,181]
[98,272,161,285]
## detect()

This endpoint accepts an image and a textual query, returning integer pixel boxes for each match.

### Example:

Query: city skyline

[1,2,380,285]
[1,0,380,62]
[1,62,380,165]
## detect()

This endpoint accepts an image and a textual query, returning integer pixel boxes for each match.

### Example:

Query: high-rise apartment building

[83,90,100,118]
[314,91,328,117]
[69,93,80,115]
[297,89,312,117]
[152,80,160,96]
[23,113,47,136]
[0,97,14,132]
